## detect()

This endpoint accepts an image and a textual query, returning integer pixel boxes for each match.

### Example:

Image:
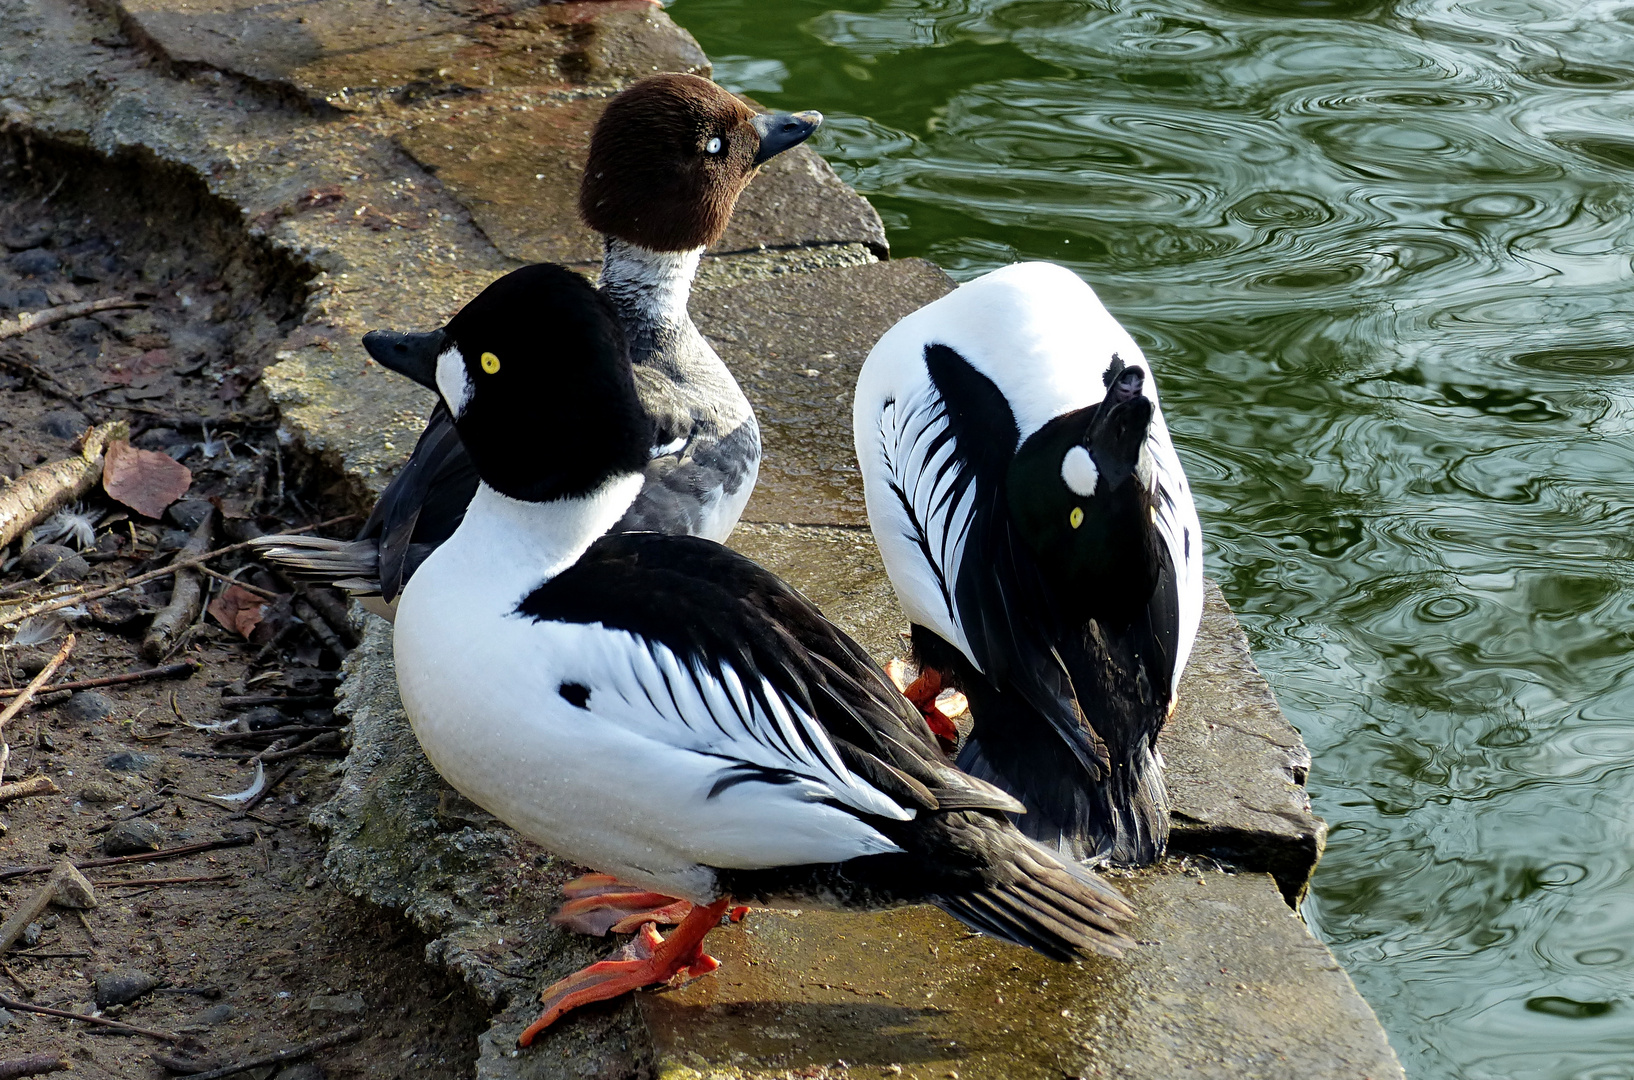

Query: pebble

[95,968,161,1008]
[166,499,214,531]
[20,923,41,947]
[103,818,165,856]
[1,219,52,251]
[77,780,124,803]
[16,543,89,582]
[0,1007,14,1029]
[7,247,60,278]
[242,706,286,731]
[103,750,156,773]
[186,1002,235,1028]
[64,691,115,724]
[307,992,366,1015]
[40,407,90,440]
[280,1065,325,1080]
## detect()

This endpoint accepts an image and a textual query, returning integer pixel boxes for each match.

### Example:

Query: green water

[671,1,1634,1076]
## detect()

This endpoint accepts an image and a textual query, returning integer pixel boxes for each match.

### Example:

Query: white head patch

[1061,445,1100,497]
[435,346,474,419]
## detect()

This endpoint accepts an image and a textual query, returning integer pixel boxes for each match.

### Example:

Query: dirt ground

[0,140,488,1075]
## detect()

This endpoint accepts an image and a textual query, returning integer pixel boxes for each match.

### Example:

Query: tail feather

[250,535,383,597]
[932,829,1135,963]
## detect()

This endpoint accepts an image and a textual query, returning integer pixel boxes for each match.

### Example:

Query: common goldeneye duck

[853,261,1205,867]
[253,73,823,616]
[387,261,1135,1043]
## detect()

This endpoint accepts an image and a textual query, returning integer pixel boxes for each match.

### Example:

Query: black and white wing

[518,533,1022,851]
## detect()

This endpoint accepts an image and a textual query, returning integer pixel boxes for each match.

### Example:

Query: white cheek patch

[1061,444,1100,497]
[435,346,475,418]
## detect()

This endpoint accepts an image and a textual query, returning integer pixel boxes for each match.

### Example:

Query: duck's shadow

[644,998,969,1067]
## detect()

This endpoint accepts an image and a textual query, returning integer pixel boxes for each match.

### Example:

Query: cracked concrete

[0,0,1398,1076]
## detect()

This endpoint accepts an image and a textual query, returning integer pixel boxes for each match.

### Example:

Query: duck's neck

[442,474,645,596]
[598,238,704,359]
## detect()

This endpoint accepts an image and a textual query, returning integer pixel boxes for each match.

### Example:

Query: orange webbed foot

[518,897,733,1046]
[553,873,695,936]
[886,658,967,745]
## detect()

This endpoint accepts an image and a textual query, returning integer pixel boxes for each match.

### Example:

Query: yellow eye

[1069,506,1084,529]
[480,351,501,374]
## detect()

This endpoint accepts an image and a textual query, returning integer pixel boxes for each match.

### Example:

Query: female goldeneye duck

[252,73,823,618]
[387,262,1135,1044]
[853,261,1205,868]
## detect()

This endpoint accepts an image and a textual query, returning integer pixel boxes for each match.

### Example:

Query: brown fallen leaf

[208,584,271,638]
[102,440,192,519]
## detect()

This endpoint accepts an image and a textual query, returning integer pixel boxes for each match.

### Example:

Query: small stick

[0,835,255,882]
[141,509,213,663]
[0,993,181,1041]
[196,566,281,600]
[297,587,358,649]
[0,661,197,699]
[258,731,341,763]
[71,908,98,947]
[0,636,74,781]
[0,516,356,632]
[0,423,126,549]
[94,873,232,888]
[0,774,59,806]
[87,801,165,834]
[0,297,145,342]
[219,694,335,710]
[215,725,338,745]
[0,1052,70,1079]
[0,860,96,954]
[170,1024,363,1080]
[293,597,346,656]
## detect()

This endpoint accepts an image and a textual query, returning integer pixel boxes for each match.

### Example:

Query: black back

[917,343,1181,865]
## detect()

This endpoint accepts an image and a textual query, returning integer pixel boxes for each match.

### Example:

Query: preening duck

[853,261,1204,866]
[386,261,1135,1043]
[253,73,822,616]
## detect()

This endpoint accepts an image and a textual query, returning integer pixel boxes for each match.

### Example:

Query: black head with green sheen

[1006,355,1163,627]
[362,263,653,503]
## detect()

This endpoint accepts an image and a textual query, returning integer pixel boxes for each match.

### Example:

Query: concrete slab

[636,868,1400,1080]
[111,0,709,107]
[397,96,886,266]
[696,259,957,526]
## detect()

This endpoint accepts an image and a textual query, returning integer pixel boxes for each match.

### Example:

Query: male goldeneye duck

[253,73,823,618]
[852,261,1205,867]
[387,260,1135,1043]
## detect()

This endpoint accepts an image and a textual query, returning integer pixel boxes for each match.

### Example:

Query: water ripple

[677,0,1634,1075]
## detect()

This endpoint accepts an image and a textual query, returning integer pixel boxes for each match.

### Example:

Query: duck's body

[853,261,1204,866]
[385,261,1134,1041]
[254,75,820,614]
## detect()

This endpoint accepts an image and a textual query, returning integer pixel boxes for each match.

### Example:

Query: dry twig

[0,297,145,342]
[0,992,181,1041]
[0,1052,70,1080]
[0,634,74,781]
[0,423,126,548]
[141,507,213,662]
[0,774,59,807]
[0,835,255,882]
[175,1024,363,1080]
[0,660,196,699]
[0,860,95,954]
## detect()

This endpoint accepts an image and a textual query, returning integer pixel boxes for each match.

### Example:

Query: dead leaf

[103,440,193,519]
[208,584,271,638]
